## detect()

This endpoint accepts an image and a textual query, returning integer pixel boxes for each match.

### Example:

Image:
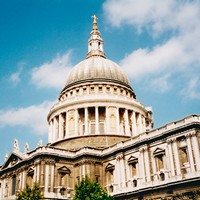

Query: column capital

[167,138,177,143]
[116,153,124,161]
[166,138,173,144]
[139,145,148,152]
[45,159,55,165]
[185,133,192,138]
[191,131,197,137]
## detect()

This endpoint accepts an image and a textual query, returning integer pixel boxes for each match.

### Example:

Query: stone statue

[13,139,19,151]
[5,153,8,161]
[24,143,29,153]
[37,139,43,147]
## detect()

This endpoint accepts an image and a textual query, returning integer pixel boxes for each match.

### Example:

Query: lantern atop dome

[86,15,106,59]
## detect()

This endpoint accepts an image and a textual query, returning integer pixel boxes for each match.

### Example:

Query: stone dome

[62,56,133,91]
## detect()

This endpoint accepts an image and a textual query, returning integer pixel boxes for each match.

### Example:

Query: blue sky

[0,0,200,164]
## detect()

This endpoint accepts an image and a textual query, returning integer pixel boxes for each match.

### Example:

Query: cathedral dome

[63,56,133,91]
[61,15,133,93]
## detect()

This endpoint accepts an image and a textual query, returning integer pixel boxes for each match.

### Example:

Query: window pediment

[128,156,138,164]
[27,168,34,176]
[105,163,115,171]
[1,153,23,169]
[58,166,71,175]
[153,148,165,156]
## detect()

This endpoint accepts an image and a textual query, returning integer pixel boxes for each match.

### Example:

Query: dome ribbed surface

[63,56,132,90]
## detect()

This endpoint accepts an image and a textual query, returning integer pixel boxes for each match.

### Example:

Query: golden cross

[92,15,98,23]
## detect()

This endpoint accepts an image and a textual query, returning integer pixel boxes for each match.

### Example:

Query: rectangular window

[90,87,94,92]
[155,154,164,171]
[12,175,16,195]
[106,87,110,92]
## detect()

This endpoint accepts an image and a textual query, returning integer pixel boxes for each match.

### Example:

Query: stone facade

[0,17,200,200]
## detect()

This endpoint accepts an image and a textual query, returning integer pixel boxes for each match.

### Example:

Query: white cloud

[180,77,200,100]
[150,74,171,93]
[9,61,25,86]
[0,101,54,135]
[31,51,73,89]
[103,0,199,35]
[120,38,186,79]
[103,0,200,99]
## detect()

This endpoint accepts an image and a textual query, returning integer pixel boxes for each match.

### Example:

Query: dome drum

[50,135,131,150]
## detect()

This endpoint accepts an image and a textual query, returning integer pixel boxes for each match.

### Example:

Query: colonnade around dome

[49,105,151,144]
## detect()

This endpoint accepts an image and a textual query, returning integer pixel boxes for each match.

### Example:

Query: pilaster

[85,107,89,135]
[185,134,195,173]
[191,132,200,171]
[95,106,99,134]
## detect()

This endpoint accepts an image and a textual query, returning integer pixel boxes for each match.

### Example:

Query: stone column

[95,106,99,134]
[59,114,63,139]
[48,120,52,143]
[124,109,130,136]
[50,164,55,193]
[19,172,23,190]
[51,120,54,142]
[172,139,181,176]
[144,146,151,182]
[106,107,110,134]
[116,107,120,134]
[167,140,175,176]
[142,116,146,132]
[191,133,200,171]
[152,156,158,182]
[139,148,146,183]
[127,162,131,187]
[116,156,121,189]
[53,117,58,141]
[85,107,89,135]
[2,179,6,198]
[82,163,86,177]
[131,111,137,136]
[120,155,126,188]
[75,109,79,135]
[22,171,26,189]
[138,114,143,133]
[34,167,37,182]
[186,134,195,173]
[36,164,40,182]
[45,164,49,193]
[65,111,68,138]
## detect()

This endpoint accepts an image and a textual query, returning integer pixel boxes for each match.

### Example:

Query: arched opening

[109,185,114,193]
[60,187,66,196]
[133,179,137,187]
[160,172,165,181]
